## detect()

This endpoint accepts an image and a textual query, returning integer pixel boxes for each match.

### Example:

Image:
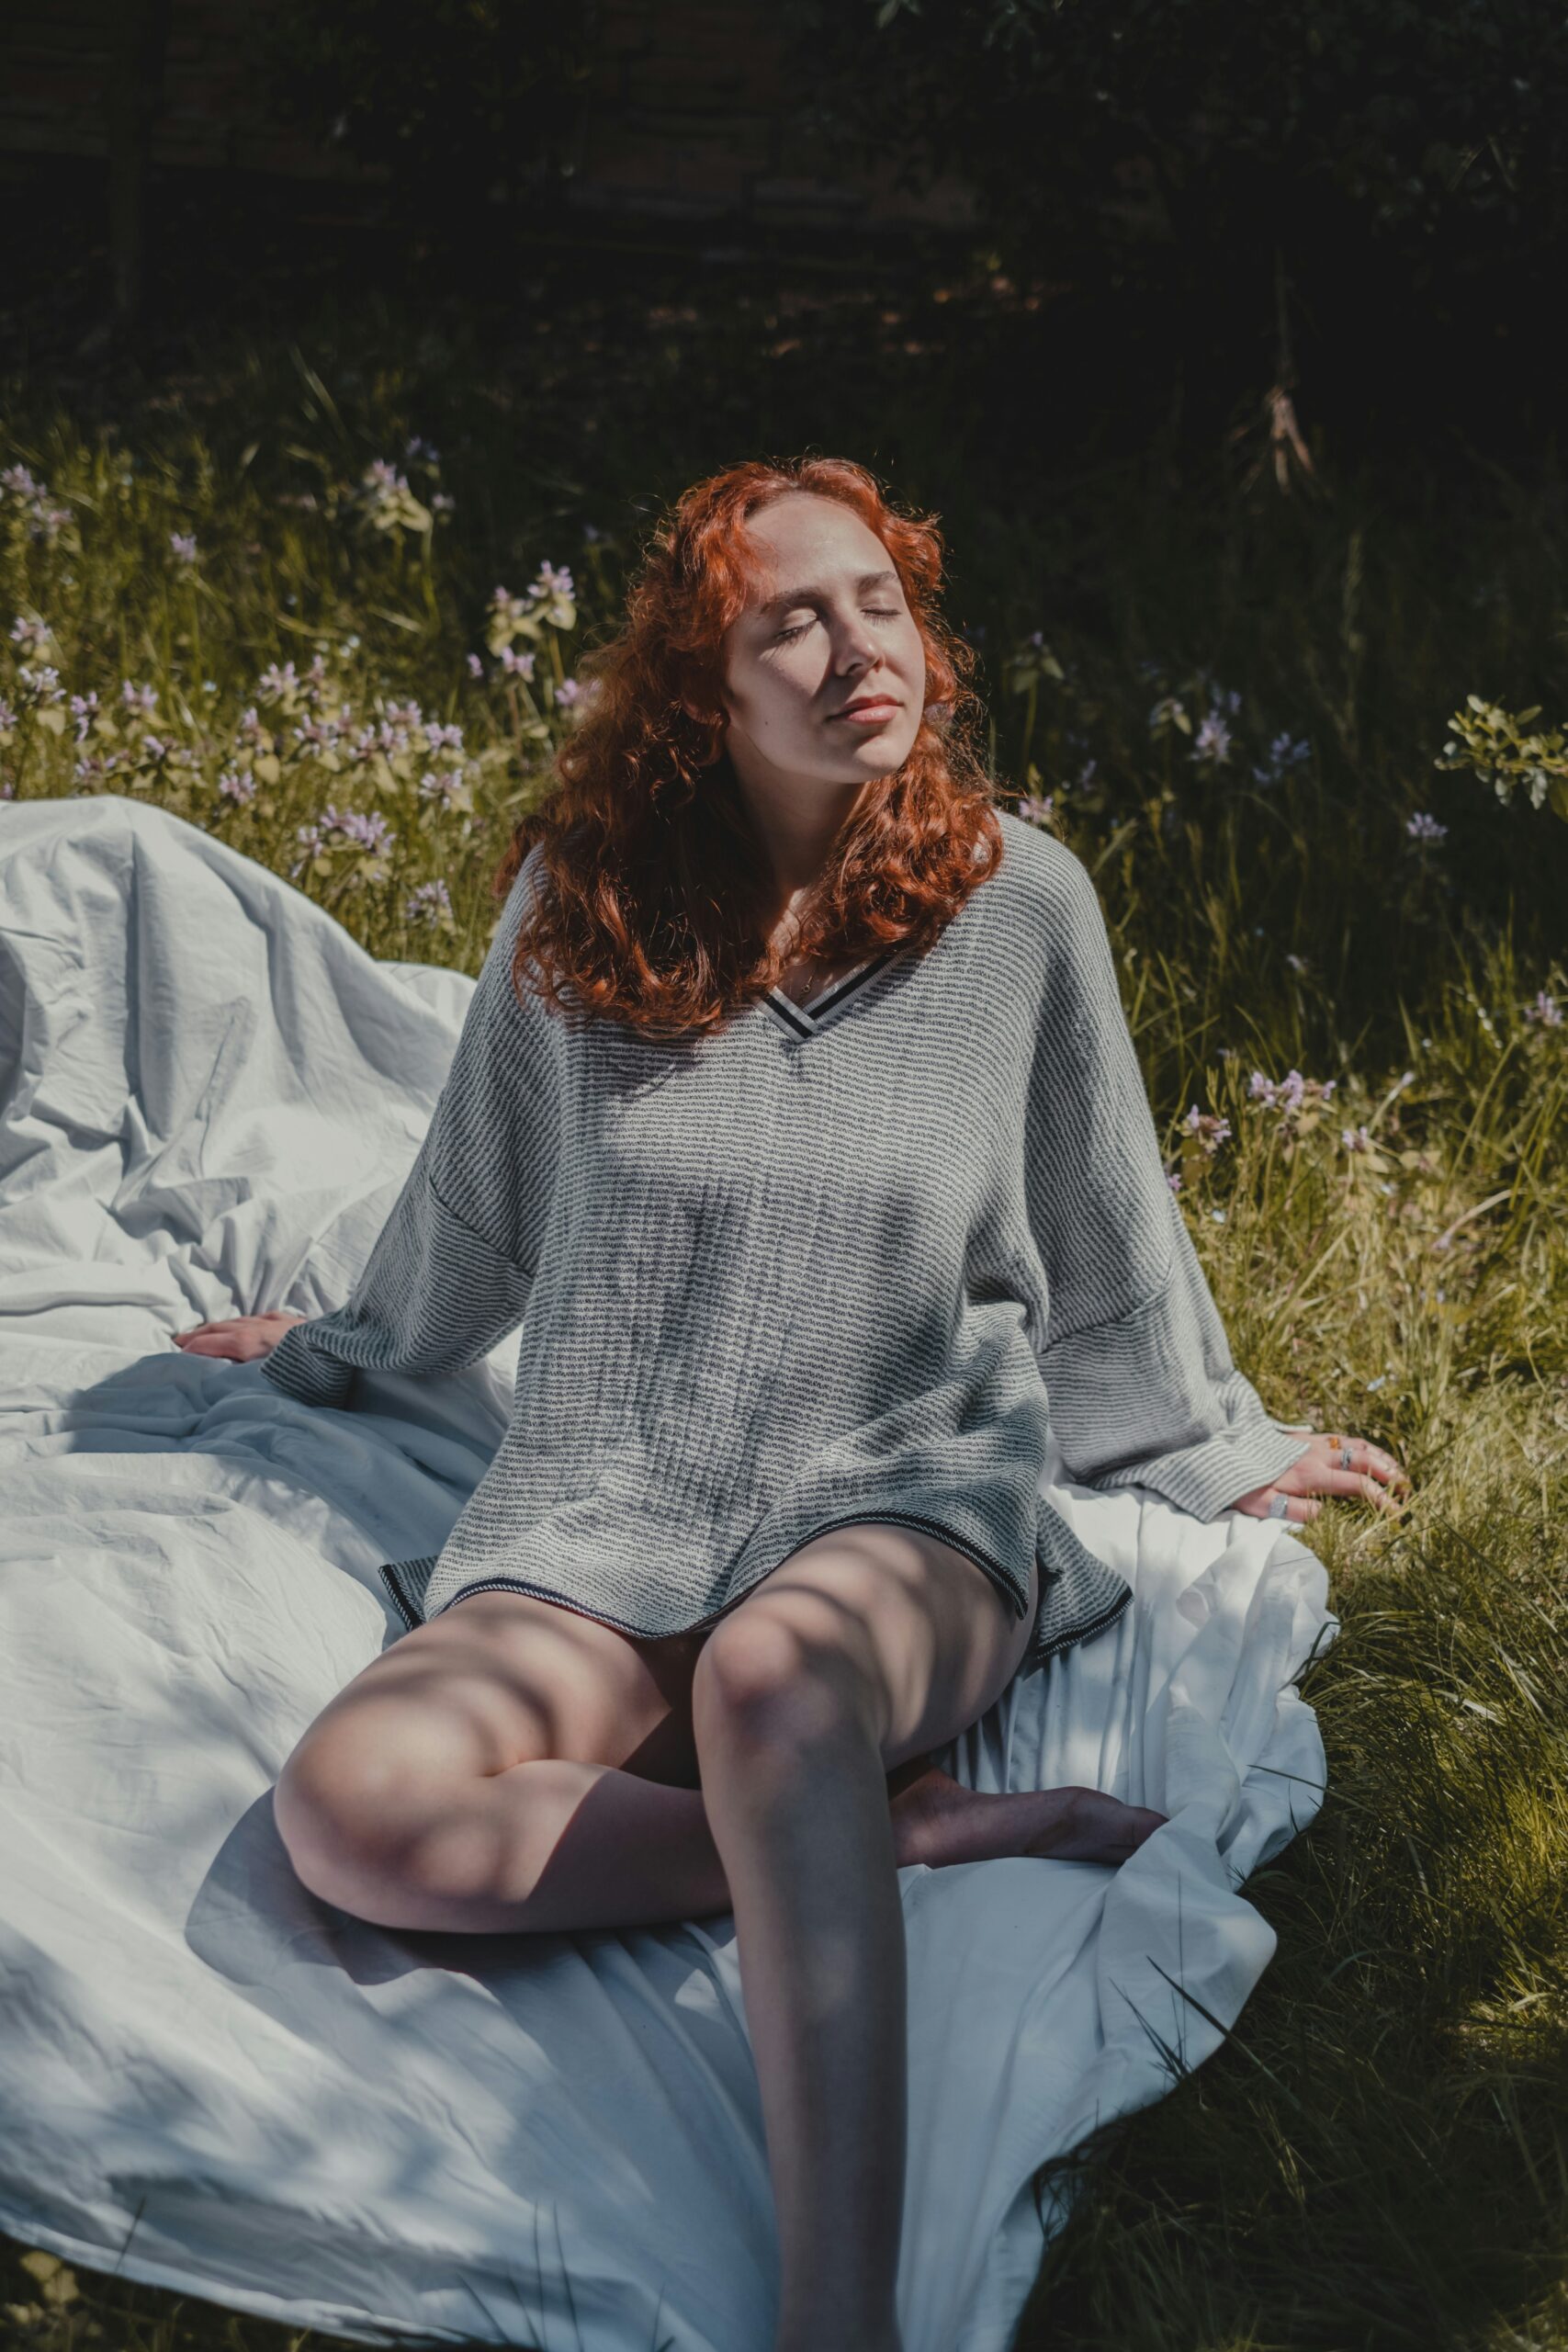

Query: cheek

[754,663,820,737]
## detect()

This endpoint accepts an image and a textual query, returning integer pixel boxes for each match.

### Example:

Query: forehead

[738,492,890,596]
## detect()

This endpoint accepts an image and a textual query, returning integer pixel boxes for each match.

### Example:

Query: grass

[2,248,1566,2350]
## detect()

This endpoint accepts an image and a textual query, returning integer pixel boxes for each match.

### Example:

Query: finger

[1321,1436,1411,1488]
[1235,1491,1324,1524]
[1279,1464,1406,1511]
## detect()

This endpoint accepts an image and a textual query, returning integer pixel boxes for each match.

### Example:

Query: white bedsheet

[0,794,1337,2352]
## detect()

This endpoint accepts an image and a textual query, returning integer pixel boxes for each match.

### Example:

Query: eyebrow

[756,568,900,616]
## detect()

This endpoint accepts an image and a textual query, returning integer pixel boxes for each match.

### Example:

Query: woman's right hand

[173,1311,310,1362]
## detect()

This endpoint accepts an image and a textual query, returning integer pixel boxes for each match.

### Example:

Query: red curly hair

[491,454,1005,1042]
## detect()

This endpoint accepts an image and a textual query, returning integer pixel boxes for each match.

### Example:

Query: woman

[176,455,1409,2352]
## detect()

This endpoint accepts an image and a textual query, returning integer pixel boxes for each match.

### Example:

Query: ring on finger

[1339,1440,1355,1471]
[1268,1492,1292,1519]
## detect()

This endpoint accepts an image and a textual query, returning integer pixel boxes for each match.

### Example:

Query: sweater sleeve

[259,852,561,1409]
[1023,844,1314,1519]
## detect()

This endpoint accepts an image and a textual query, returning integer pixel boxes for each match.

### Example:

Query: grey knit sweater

[259,808,1313,1673]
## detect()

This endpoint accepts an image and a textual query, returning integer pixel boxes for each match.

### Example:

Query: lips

[830,696,901,719]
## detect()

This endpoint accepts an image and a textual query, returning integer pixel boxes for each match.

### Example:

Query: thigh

[285,1589,710,1798]
[699,1525,1041,1775]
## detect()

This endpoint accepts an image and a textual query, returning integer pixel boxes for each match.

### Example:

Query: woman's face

[716,492,928,797]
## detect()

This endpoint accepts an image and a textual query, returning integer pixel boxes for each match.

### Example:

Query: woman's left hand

[1228,1430,1413,1526]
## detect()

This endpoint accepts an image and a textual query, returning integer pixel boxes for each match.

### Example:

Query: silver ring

[1268,1493,1292,1520]
[1339,1442,1354,1471]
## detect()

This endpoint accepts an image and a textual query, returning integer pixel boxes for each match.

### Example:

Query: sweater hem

[378,1498,1134,1679]
[379,1508,1034,1645]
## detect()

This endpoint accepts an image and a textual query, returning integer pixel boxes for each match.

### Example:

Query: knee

[274,1725,423,1911]
[691,1611,880,1754]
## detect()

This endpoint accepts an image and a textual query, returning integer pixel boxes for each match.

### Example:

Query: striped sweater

[260,808,1313,1672]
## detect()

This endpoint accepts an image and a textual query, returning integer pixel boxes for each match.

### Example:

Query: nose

[831,611,884,675]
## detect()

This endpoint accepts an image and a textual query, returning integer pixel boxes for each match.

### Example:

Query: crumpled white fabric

[0,795,1337,2352]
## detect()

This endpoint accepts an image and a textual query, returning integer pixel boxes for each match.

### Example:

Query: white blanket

[0,795,1336,2352]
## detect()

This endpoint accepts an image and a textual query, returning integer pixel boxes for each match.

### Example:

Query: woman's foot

[890,1764,1166,1871]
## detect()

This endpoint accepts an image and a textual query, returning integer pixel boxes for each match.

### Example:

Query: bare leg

[279,1746,946,1935]
[276,1749,1157,1939]
[692,1692,907,2352]
[277,1556,1168,2352]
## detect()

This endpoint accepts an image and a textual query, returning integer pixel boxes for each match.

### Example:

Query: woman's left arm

[1023,843,1410,1529]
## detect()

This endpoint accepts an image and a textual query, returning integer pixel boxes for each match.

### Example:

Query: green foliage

[1439,694,1568,820]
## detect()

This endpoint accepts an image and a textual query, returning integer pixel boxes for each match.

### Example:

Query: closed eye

[775,608,901,643]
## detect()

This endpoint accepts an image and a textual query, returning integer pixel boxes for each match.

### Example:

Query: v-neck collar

[762,946,902,1040]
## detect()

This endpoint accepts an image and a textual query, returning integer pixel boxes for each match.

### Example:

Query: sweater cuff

[258,1320,359,1408]
[1088,1385,1315,1521]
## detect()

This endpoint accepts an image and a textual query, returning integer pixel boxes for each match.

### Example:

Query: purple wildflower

[1252,732,1312,787]
[418,768,466,807]
[1247,1068,1334,1114]
[1191,712,1233,765]
[290,821,326,876]
[1525,989,1562,1027]
[333,806,395,855]
[169,532,198,564]
[1406,811,1449,843]
[217,770,256,804]
[1181,1103,1232,1153]
[406,878,454,925]
[16,664,64,707]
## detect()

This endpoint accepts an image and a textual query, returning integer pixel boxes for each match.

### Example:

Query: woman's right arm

[176,853,561,1408]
